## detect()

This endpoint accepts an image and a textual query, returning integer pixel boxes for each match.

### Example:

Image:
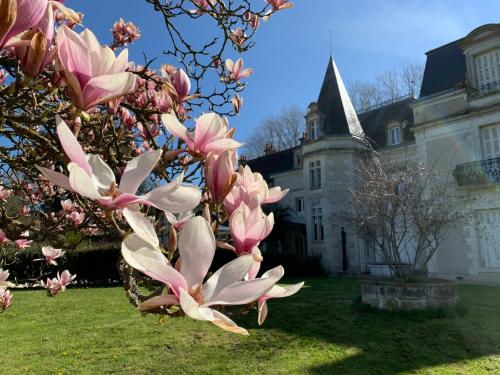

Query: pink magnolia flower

[164,210,194,231]
[229,203,274,256]
[225,58,253,82]
[111,18,141,48]
[0,288,12,312]
[171,68,190,102]
[67,211,84,225]
[15,1,55,77]
[190,0,216,13]
[137,122,161,139]
[0,0,48,49]
[0,186,12,201]
[162,112,242,157]
[255,267,303,325]
[56,26,137,110]
[42,270,76,296]
[42,246,65,265]
[224,165,288,215]
[15,239,32,250]
[244,12,259,30]
[19,205,30,216]
[229,28,246,47]
[205,150,237,203]
[37,116,201,212]
[0,229,8,243]
[265,0,294,11]
[60,199,76,212]
[0,69,7,84]
[151,92,172,113]
[122,213,282,335]
[0,269,9,288]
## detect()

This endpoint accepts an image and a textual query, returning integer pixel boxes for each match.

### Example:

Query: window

[310,119,319,141]
[389,126,401,145]
[295,151,303,168]
[475,209,500,268]
[312,207,324,242]
[309,161,322,189]
[475,50,500,95]
[481,125,500,159]
[295,197,304,213]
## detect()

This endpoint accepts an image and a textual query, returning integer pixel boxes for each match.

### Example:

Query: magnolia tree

[0,0,303,335]
[350,155,467,278]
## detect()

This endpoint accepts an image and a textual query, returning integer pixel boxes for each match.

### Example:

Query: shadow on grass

[241,277,500,375]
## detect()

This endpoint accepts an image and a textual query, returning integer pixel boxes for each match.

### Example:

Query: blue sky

[66,0,500,143]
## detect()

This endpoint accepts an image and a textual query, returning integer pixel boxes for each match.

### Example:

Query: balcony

[468,81,500,98]
[453,157,500,186]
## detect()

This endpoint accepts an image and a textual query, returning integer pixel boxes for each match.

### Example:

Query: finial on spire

[329,29,332,55]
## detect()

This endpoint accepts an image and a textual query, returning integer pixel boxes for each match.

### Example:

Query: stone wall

[360,278,458,310]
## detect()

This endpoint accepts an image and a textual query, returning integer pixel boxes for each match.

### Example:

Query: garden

[2,278,500,374]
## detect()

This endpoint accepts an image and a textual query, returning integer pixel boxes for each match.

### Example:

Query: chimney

[238,154,249,165]
[264,143,276,155]
[300,131,307,144]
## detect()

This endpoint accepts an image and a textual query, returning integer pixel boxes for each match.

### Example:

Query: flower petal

[122,207,159,247]
[179,288,213,321]
[145,180,201,214]
[68,163,105,201]
[82,72,136,109]
[205,275,280,306]
[121,233,187,294]
[262,187,289,204]
[205,138,243,154]
[178,216,215,288]
[119,150,162,194]
[161,113,189,142]
[36,166,73,192]
[194,113,226,152]
[202,255,253,302]
[87,154,115,190]
[56,116,92,176]
[139,294,179,311]
[211,309,249,336]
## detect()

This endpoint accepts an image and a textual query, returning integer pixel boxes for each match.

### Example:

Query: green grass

[1,278,499,375]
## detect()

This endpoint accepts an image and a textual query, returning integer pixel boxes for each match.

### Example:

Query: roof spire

[316,55,364,137]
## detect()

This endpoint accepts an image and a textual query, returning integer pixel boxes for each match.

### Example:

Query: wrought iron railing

[453,157,500,186]
[468,81,500,98]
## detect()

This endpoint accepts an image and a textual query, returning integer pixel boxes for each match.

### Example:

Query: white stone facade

[249,24,500,283]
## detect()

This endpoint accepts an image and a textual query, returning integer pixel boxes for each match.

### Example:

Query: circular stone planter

[360,277,458,311]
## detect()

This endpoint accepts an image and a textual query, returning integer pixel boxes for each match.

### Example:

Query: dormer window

[309,119,319,141]
[475,50,500,95]
[388,126,401,145]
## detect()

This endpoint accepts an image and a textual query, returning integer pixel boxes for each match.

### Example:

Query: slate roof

[247,98,415,178]
[245,146,298,180]
[419,39,466,98]
[358,97,415,148]
[317,56,364,137]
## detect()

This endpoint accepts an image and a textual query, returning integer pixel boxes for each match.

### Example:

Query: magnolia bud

[167,225,177,253]
[0,0,16,44]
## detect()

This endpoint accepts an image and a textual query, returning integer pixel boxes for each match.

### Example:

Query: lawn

[1,278,499,375]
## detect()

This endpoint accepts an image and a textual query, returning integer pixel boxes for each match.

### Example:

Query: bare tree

[348,60,425,112]
[349,155,468,278]
[244,105,305,157]
[400,60,425,98]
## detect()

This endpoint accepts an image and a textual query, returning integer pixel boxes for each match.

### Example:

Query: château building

[246,24,500,283]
